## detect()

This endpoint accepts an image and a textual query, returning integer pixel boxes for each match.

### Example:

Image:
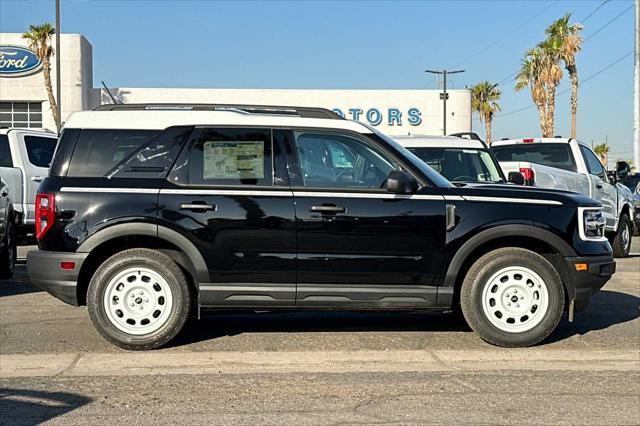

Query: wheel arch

[443,224,576,308]
[76,223,208,306]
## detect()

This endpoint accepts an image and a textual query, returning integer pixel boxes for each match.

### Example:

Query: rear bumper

[564,255,615,313]
[26,250,87,306]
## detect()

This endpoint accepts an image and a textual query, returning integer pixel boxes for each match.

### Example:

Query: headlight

[578,207,607,241]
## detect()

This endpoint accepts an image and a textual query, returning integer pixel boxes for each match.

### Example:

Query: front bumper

[564,254,615,313]
[27,250,88,306]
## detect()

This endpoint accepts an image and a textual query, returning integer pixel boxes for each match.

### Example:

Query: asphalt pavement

[1,243,638,424]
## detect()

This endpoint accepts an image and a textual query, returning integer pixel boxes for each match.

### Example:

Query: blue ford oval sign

[0,46,42,77]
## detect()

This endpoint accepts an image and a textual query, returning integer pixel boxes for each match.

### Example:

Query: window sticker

[203,141,264,179]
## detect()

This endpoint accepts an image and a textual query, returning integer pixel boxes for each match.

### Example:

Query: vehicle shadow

[0,266,42,297]
[546,289,640,343]
[0,388,91,425]
[173,289,639,347]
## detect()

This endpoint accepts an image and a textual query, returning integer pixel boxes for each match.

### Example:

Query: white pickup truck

[492,137,634,257]
[0,128,58,241]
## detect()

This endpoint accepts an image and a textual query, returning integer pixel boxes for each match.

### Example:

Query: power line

[450,0,559,68]
[583,4,633,42]
[497,50,633,117]
[581,0,609,23]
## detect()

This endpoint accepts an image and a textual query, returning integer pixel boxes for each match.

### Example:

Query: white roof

[490,137,575,147]
[63,110,371,133]
[0,128,56,136]
[393,135,486,149]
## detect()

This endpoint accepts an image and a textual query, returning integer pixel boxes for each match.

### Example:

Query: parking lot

[1,243,639,424]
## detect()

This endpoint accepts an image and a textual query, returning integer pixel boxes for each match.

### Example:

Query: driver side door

[286,129,446,308]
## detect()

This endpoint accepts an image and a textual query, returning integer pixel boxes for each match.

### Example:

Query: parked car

[492,138,634,257]
[394,133,524,185]
[0,175,16,279]
[28,104,615,350]
[632,181,640,236]
[0,128,58,242]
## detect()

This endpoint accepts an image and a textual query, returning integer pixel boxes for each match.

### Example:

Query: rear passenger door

[159,127,297,307]
[18,133,57,224]
[285,129,446,308]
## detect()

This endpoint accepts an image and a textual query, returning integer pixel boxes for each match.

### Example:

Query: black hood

[447,182,601,208]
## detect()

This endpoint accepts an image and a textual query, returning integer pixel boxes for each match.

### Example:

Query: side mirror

[507,171,525,185]
[606,170,618,184]
[387,170,418,194]
[615,161,630,181]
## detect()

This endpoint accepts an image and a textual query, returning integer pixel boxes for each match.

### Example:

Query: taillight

[35,193,55,240]
[519,167,535,186]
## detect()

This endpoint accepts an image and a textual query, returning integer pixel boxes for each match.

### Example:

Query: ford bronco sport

[27,104,615,350]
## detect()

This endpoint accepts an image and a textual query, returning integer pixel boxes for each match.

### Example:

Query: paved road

[1,243,638,424]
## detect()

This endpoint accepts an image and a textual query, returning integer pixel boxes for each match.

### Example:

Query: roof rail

[449,131,487,147]
[93,103,344,120]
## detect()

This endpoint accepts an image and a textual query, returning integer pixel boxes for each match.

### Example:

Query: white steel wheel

[103,266,174,336]
[481,266,549,333]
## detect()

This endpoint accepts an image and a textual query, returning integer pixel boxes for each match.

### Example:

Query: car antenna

[101,81,122,104]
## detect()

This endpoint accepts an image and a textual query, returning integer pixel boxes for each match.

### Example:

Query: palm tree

[470,81,501,144]
[593,143,610,168]
[515,47,548,136]
[537,38,563,137]
[545,14,583,139]
[22,23,60,133]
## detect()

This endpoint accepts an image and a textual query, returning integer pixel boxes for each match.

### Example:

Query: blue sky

[1,0,636,160]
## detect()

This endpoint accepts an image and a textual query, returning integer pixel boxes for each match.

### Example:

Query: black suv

[28,104,615,350]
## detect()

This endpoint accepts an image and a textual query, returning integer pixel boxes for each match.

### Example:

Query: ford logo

[0,46,42,77]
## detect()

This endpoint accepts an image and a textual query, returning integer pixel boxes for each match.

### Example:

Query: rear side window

[492,143,577,172]
[0,135,11,167]
[67,130,159,177]
[24,136,57,167]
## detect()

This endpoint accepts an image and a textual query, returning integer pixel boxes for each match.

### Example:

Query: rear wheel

[611,214,632,258]
[0,221,16,280]
[87,248,192,350]
[461,247,565,347]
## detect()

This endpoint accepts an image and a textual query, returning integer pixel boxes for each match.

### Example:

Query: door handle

[31,176,44,182]
[596,183,603,189]
[310,204,346,214]
[180,203,216,211]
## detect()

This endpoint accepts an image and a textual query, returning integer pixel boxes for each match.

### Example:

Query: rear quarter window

[492,143,577,172]
[24,136,57,167]
[67,129,159,177]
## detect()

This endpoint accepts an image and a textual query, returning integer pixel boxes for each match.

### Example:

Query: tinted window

[67,130,159,177]
[186,128,272,186]
[409,147,503,182]
[580,145,605,177]
[493,143,577,172]
[294,131,397,189]
[0,135,11,167]
[24,136,57,167]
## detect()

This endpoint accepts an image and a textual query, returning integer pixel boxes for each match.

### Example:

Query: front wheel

[87,248,192,350]
[461,248,565,347]
[0,221,16,280]
[611,214,632,258]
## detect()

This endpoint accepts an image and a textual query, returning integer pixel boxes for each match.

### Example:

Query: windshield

[371,130,453,188]
[408,147,504,183]
[492,143,577,172]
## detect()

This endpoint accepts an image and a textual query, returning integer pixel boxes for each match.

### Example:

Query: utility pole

[55,0,61,134]
[425,69,465,135]
[634,0,639,171]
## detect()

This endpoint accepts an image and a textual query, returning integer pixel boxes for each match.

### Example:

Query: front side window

[186,128,272,186]
[24,136,57,168]
[294,131,397,189]
[580,146,606,177]
[493,143,577,172]
[409,147,503,182]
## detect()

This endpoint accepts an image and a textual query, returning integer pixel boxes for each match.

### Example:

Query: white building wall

[93,88,472,136]
[0,33,92,132]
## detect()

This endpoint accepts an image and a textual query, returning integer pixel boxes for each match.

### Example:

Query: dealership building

[1,33,472,135]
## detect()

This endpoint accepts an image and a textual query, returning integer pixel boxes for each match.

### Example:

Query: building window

[0,102,43,128]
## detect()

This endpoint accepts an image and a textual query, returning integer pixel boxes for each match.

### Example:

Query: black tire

[0,221,16,280]
[460,247,565,348]
[87,248,192,350]
[611,214,632,258]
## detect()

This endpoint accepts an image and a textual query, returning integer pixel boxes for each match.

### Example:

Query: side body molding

[442,224,577,289]
[77,223,209,285]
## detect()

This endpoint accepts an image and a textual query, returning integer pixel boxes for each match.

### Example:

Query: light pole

[425,69,465,135]
[55,0,61,134]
